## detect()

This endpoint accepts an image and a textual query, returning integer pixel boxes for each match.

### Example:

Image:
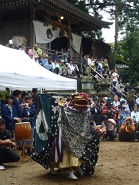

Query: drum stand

[15,138,33,157]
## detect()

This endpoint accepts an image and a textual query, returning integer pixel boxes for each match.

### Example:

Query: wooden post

[29,8,35,47]
[67,22,71,58]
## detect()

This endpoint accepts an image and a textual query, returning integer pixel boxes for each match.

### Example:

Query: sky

[101,11,115,43]
[89,7,115,43]
[102,23,115,43]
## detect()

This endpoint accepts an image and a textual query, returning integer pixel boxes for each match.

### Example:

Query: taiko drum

[14,122,32,140]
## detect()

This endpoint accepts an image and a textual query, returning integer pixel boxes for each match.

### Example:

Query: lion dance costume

[31,93,100,178]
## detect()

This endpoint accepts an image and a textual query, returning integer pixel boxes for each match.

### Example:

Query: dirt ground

[0,141,138,185]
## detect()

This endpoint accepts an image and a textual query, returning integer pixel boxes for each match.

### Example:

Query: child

[2,94,20,135]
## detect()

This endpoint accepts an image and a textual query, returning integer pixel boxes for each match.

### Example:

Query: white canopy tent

[0,45,77,91]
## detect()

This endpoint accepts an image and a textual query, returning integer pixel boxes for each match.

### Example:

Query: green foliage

[119,29,139,85]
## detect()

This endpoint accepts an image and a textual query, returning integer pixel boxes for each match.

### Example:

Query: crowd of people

[26,44,132,97]
[1,44,139,180]
[88,94,139,142]
[16,43,132,98]
[0,89,37,170]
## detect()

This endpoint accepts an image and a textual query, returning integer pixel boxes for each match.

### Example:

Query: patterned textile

[31,94,60,169]
[62,107,99,174]
[31,94,100,175]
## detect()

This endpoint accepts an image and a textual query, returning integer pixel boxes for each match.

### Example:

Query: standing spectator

[111,68,119,86]
[82,55,88,76]
[86,54,91,66]
[113,95,120,109]
[90,57,96,69]
[124,82,131,95]
[90,96,102,126]
[102,97,117,121]
[115,78,125,96]
[96,60,102,75]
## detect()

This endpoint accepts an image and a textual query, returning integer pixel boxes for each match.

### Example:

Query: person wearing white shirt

[111,68,119,86]
[131,105,139,126]
[103,117,117,141]
[67,61,75,76]
[86,54,92,66]
[52,60,60,74]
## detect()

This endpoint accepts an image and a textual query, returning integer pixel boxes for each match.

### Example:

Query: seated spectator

[119,117,135,141]
[0,118,20,170]
[73,63,80,77]
[39,53,48,67]
[102,66,109,79]
[131,105,139,127]
[63,49,70,63]
[32,44,42,57]
[52,50,60,63]
[52,60,60,75]
[34,54,39,63]
[28,49,34,59]
[67,61,75,76]
[45,59,53,71]
[102,117,117,141]
[59,60,67,76]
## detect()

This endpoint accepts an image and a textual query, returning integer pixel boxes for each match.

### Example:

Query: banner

[33,20,60,44]
[71,33,82,53]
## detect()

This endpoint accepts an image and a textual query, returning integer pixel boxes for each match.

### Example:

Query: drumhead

[15,122,30,125]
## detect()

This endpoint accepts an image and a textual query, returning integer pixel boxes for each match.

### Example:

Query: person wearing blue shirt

[117,98,131,130]
[52,50,60,62]
[21,95,35,128]
[3,94,21,133]
[12,90,22,118]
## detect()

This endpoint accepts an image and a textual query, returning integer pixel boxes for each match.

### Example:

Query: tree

[119,29,139,85]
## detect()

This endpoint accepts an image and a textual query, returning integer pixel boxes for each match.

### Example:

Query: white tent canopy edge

[0,45,77,91]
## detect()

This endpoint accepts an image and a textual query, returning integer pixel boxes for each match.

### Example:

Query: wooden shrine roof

[0,0,112,30]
